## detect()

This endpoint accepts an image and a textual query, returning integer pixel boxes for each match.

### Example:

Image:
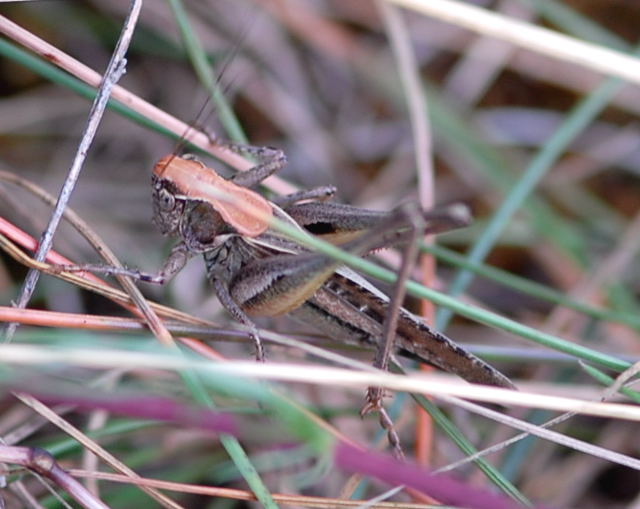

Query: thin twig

[0,445,109,509]
[377,1,434,204]
[4,0,143,342]
[70,469,439,509]
[15,393,184,509]
[362,206,425,458]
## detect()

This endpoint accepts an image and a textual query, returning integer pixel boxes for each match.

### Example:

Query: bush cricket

[146,140,514,384]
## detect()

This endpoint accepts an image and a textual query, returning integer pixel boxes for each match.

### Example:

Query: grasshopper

[145,140,514,392]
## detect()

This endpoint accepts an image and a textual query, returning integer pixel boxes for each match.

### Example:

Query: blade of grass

[166,0,248,143]
[412,394,532,507]
[421,243,640,331]
[0,38,176,139]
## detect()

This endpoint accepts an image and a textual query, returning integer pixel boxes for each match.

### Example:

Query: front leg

[144,241,194,284]
[53,241,194,285]
[125,241,195,285]
[212,278,265,361]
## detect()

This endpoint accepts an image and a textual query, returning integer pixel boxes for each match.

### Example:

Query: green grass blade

[176,349,281,509]
[422,242,640,330]
[166,0,248,144]
[413,394,532,507]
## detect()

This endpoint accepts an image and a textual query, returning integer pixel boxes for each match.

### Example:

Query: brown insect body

[149,150,514,389]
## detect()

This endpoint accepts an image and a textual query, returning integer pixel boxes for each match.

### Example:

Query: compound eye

[158,188,176,211]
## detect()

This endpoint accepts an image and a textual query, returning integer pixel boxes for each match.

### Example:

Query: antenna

[158,10,256,173]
